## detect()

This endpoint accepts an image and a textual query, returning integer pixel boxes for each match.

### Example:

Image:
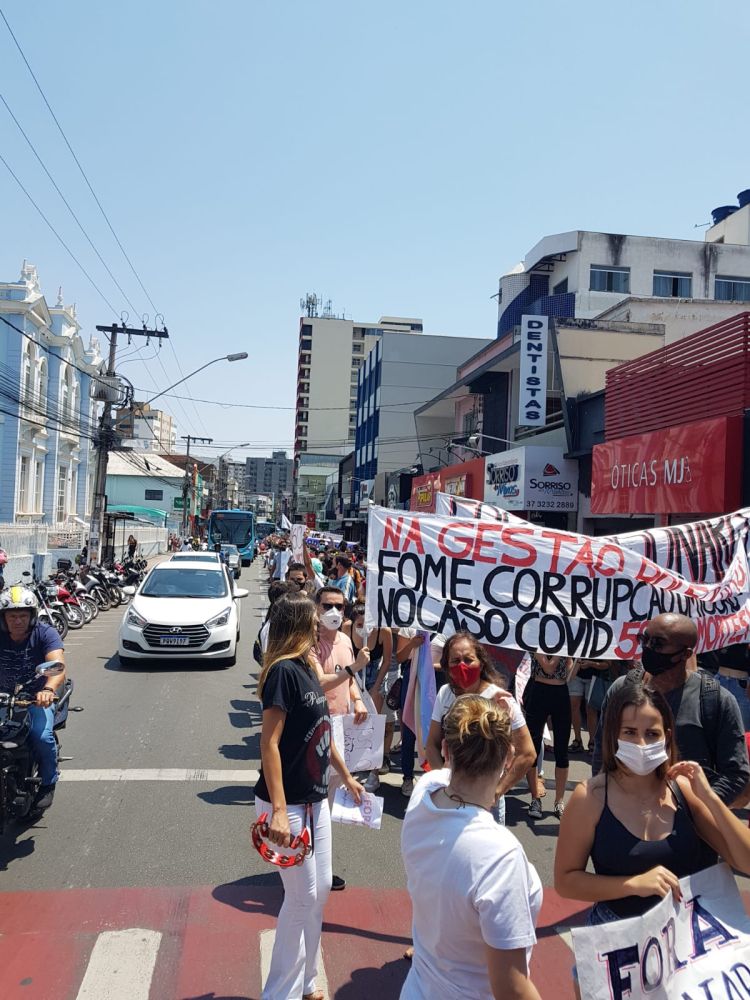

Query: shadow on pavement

[332,958,408,999]
[212,873,283,914]
[197,785,255,807]
[0,825,37,870]
[180,994,252,1000]
[102,653,232,674]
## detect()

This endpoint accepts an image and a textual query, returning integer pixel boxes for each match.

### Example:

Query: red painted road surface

[0,882,591,999]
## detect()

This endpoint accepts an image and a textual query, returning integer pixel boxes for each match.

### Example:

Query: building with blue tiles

[0,262,104,524]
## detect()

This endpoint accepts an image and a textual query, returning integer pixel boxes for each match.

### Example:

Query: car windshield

[141,568,228,598]
[222,545,239,556]
[171,554,218,562]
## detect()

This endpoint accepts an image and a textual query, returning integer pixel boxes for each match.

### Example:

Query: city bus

[255,519,276,546]
[206,509,256,565]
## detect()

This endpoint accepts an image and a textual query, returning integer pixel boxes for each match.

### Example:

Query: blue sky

[1,1,749,459]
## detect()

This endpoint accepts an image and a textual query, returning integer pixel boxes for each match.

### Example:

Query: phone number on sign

[526,499,576,510]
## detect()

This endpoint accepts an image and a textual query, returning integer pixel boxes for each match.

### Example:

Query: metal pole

[88,329,118,564]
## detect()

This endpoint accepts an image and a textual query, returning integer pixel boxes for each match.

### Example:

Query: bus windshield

[207,510,255,549]
[256,520,275,542]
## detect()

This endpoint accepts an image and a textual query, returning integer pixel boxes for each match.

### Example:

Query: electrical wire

[0,6,160,317]
[0,150,119,317]
[0,93,144,318]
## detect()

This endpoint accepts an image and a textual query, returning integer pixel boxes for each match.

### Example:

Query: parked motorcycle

[78,565,111,611]
[41,580,84,630]
[22,573,68,639]
[0,660,79,831]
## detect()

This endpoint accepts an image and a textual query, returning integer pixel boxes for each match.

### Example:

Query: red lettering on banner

[402,519,425,554]
[616,621,644,659]
[593,543,626,577]
[382,517,403,550]
[499,527,537,568]
[472,523,504,563]
[561,538,596,577]
[437,522,475,560]
[540,531,579,574]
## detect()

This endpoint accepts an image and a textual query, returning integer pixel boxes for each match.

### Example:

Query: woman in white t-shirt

[401,694,542,1000]
[425,632,536,825]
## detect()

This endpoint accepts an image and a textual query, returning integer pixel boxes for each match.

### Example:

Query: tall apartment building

[294,311,423,510]
[115,401,177,453]
[355,331,490,493]
[245,450,293,498]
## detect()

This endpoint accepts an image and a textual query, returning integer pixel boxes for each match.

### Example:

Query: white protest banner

[291,523,305,562]
[281,513,293,531]
[365,505,750,658]
[518,314,548,427]
[331,713,385,772]
[573,864,750,1000]
[437,494,750,588]
[331,787,384,829]
[435,492,529,524]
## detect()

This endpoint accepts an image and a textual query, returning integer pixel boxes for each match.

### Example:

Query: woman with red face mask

[425,632,536,825]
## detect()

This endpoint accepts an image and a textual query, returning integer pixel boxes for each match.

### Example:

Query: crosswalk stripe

[60,767,259,782]
[74,928,162,1000]
[260,928,330,999]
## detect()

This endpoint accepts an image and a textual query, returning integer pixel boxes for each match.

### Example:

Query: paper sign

[331,787,384,829]
[331,713,386,772]
[291,523,305,562]
[573,864,750,1000]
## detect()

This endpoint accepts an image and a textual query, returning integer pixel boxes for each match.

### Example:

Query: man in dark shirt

[0,585,66,809]
[592,612,750,805]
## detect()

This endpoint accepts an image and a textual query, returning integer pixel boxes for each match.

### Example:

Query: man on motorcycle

[0,586,66,810]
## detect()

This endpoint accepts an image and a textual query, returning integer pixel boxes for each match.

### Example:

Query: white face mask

[319,607,344,630]
[354,626,367,640]
[615,738,668,776]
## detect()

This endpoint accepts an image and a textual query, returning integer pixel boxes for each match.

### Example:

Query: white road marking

[75,928,162,1000]
[260,928,329,999]
[60,768,259,782]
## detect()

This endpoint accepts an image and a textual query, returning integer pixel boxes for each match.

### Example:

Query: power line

[0,6,160,316]
[0,93,143,317]
[0,313,106,385]
[0,151,120,316]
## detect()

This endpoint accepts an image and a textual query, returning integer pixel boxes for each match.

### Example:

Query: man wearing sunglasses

[592,612,750,805]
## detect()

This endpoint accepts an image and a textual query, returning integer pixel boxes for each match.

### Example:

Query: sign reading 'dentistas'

[518,314,548,426]
[484,446,578,512]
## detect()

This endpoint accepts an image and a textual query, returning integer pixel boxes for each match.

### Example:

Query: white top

[431,683,526,731]
[259,620,270,653]
[401,770,542,1000]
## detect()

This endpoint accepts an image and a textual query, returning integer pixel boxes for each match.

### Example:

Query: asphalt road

[0,558,594,892]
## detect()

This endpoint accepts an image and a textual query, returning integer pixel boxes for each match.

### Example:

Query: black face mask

[641,645,684,676]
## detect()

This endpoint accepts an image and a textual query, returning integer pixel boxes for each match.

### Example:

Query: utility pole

[89,322,169,563]
[181,434,212,535]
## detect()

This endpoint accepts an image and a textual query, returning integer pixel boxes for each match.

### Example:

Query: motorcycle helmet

[0,585,39,628]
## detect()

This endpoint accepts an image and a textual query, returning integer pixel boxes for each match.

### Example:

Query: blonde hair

[443,694,512,777]
[257,593,318,697]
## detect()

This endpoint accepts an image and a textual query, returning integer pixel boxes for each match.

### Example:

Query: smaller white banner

[572,864,750,1000]
[291,523,305,562]
[331,713,386,772]
[518,314,548,427]
[331,787,384,829]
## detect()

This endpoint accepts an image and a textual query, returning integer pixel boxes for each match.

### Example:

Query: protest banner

[291,523,305,562]
[572,864,750,1000]
[435,491,528,524]
[365,505,750,658]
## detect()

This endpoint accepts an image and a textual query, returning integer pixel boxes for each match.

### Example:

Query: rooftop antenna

[300,293,320,318]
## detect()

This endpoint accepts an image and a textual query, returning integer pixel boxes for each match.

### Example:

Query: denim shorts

[567,675,586,698]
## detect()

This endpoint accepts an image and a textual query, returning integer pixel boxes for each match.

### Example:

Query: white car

[169,552,220,564]
[118,561,248,668]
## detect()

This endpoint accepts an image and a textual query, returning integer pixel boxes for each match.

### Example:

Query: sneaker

[390,742,402,757]
[401,778,414,797]
[34,784,56,811]
[364,771,381,793]
[554,800,565,819]
[331,875,346,891]
[569,739,584,753]
[377,759,391,775]
[528,797,543,820]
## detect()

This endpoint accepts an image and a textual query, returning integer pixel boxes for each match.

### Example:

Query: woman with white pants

[254,592,364,1000]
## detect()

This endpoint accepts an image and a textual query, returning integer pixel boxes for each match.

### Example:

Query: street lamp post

[143,352,248,408]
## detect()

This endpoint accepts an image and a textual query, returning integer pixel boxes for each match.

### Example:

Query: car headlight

[127,607,147,629]
[206,607,232,629]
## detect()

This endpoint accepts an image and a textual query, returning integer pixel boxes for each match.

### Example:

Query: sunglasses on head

[321,601,344,611]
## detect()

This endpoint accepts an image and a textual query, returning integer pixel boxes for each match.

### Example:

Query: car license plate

[159,637,190,646]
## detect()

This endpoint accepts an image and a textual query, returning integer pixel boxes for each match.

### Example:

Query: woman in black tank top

[554,679,750,924]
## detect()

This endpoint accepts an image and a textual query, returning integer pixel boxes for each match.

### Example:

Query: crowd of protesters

[251,529,750,1000]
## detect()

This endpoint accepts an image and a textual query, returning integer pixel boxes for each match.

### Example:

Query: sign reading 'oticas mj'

[591,416,742,515]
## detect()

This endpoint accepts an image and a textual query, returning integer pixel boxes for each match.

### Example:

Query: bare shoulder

[567,773,607,816]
